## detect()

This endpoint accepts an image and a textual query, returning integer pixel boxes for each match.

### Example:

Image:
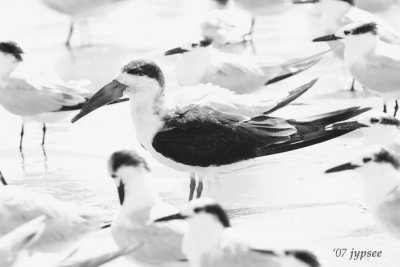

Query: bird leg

[394,101,399,117]
[350,78,356,92]
[42,146,48,173]
[188,172,196,201]
[41,123,47,146]
[383,104,387,113]
[19,124,24,151]
[249,17,256,55]
[65,20,74,48]
[196,176,204,199]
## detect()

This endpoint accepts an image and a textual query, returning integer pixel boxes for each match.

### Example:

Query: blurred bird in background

[0,171,109,253]
[0,216,46,267]
[38,0,131,47]
[0,41,127,149]
[165,38,328,93]
[313,22,400,115]
[200,0,255,52]
[326,146,400,240]
[293,0,400,92]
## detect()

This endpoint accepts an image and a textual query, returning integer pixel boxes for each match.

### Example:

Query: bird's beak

[325,162,360,173]
[313,34,343,42]
[327,121,369,130]
[71,80,128,123]
[292,0,320,3]
[164,47,189,56]
[117,181,125,205]
[154,213,187,222]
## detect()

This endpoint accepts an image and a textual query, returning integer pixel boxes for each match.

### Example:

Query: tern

[0,41,127,149]
[108,150,188,266]
[293,0,400,44]
[313,22,400,115]
[72,59,370,199]
[329,111,400,149]
[326,145,400,239]
[294,0,400,91]
[201,0,254,51]
[38,0,130,47]
[0,216,46,267]
[154,198,320,267]
[209,0,291,48]
[0,171,108,252]
[165,39,327,93]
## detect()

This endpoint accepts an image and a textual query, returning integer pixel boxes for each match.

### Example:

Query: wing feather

[0,72,89,115]
[113,203,186,263]
[0,186,104,251]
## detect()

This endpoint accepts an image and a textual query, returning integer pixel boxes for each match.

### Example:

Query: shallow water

[1,0,400,266]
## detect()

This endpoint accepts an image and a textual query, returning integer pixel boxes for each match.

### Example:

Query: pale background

[0,0,399,266]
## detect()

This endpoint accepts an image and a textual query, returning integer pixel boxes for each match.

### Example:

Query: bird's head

[72,59,165,122]
[325,145,400,175]
[154,198,231,228]
[0,41,23,78]
[164,39,213,56]
[108,150,151,205]
[313,22,379,47]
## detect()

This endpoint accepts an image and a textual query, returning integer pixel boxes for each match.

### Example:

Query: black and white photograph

[0,0,400,266]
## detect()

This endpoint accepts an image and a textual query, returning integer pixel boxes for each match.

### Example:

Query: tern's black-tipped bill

[325,163,360,173]
[313,35,342,42]
[292,0,320,3]
[164,47,189,56]
[154,213,187,222]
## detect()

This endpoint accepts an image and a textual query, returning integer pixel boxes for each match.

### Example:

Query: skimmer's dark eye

[344,30,350,35]
[370,118,379,124]
[194,207,203,213]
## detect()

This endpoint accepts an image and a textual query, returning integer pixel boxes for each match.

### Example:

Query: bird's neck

[120,168,161,212]
[344,35,378,66]
[183,216,225,262]
[176,48,212,86]
[0,60,18,87]
[359,165,400,210]
[128,87,166,148]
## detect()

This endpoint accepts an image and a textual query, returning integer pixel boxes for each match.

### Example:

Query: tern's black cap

[373,148,400,169]
[194,203,231,228]
[121,59,165,88]
[351,22,378,35]
[339,0,354,5]
[0,41,23,61]
[109,150,150,174]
